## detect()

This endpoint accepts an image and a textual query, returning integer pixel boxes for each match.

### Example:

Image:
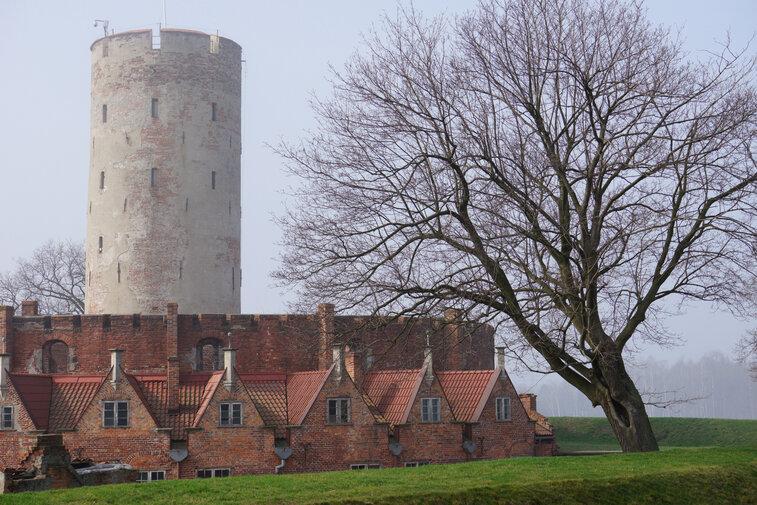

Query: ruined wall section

[86,29,242,314]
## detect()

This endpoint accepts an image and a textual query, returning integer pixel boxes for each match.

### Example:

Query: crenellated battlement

[90,28,241,62]
[4,302,494,376]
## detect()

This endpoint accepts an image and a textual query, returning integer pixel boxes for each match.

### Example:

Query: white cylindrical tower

[86,29,242,314]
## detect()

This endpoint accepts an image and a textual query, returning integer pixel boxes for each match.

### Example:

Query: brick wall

[286,371,388,473]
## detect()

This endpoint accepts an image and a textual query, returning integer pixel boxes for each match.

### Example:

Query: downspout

[274,459,286,474]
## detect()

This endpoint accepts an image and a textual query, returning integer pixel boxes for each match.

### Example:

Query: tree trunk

[593,341,659,452]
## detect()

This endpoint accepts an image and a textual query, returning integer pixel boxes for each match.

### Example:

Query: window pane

[104,402,114,426]
[432,398,440,421]
[328,399,336,423]
[232,404,241,425]
[421,399,429,422]
[117,402,128,426]
[220,403,229,425]
[340,399,349,423]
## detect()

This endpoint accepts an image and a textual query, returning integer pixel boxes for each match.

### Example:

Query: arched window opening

[42,340,69,374]
[196,338,223,371]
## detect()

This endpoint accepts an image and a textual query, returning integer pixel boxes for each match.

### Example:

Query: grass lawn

[551,417,757,452]
[2,447,756,505]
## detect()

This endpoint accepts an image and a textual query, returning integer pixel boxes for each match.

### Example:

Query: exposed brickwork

[8,307,493,376]
[0,304,552,478]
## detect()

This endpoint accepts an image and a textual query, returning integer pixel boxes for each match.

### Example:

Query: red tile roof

[437,370,498,422]
[286,368,331,426]
[128,371,224,439]
[361,369,423,425]
[48,375,107,431]
[8,373,53,430]
[240,373,287,426]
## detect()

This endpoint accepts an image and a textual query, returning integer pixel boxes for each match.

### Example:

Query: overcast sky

[0,1,754,366]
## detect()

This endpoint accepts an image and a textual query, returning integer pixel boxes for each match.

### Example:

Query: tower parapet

[85,29,242,314]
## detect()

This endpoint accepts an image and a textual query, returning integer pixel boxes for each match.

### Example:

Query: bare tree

[276,0,757,452]
[737,330,757,379]
[0,240,85,314]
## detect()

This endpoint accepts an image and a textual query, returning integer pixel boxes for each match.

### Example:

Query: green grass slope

[2,447,756,505]
[552,417,757,452]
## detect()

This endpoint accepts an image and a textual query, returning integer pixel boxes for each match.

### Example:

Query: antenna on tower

[94,19,109,38]
[163,0,167,28]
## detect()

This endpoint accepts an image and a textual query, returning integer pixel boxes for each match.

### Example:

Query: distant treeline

[534,353,757,419]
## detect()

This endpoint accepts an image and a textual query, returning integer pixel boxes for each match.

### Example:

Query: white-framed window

[137,470,165,482]
[404,461,429,468]
[327,398,350,424]
[350,463,380,470]
[219,402,242,426]
[496,397,511,421]
[196,468,230,478]
[1,406,13,429]
[421,397,441,423]
[103,400,129,427]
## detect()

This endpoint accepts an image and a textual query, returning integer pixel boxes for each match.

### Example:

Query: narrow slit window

[89,202,92,214]
[117,262,121,283]
[211,171,216,190]
[100,171,105,189]
[212,102,217,121]
[185,198,189,212]
[151,98,158,118]
[182,131,185,144]
[102,104,107,123]
[151,168,157,187]
[232,267,235,291]
[102,44,108,57]
[179,261,183,279]
[228,200,231,215]
[98,236,103,253]
[123,198,127,212]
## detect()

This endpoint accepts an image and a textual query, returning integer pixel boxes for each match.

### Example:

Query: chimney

[423,346,433,383]
[21,301,39,317]
[0,354,11,391]
[345,345,363,388]
[166,303,180,411]
[318,303,335,370]
[496,347,505,371]
[167,356,180,412]
[166,303,179,358]
[109,349,123,385]
[223,348,237,389]
[0,306,14,355]
[332,344,344,381]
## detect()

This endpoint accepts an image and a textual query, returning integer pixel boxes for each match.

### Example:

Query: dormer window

[1,406,13,429]
[327,398,350,424]
[421,397,440,423]
[220,402,242,426]
[496,397,511,421]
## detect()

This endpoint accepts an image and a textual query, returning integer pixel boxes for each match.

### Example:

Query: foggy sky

[0,1,754,367]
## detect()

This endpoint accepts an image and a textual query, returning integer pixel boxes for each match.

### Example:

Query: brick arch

[42,340,69,374]
[195,338,222,371]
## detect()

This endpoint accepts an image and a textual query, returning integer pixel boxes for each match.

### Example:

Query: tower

[85,29,242,314]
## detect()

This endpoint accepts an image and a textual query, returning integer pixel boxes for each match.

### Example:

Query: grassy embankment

[3,418,756,504]
[2,446,756,505]
[551,416,757,452]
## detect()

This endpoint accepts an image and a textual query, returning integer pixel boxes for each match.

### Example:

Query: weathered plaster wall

[85,29,242,314]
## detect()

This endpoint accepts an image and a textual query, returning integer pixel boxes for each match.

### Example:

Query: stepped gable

[48,375,107,431]
[126,371,224,439]
[361,369,424,426]
[286,368,332,426]
[239,373,287,426]
[437,370,498,422]
[7,374,53,430]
